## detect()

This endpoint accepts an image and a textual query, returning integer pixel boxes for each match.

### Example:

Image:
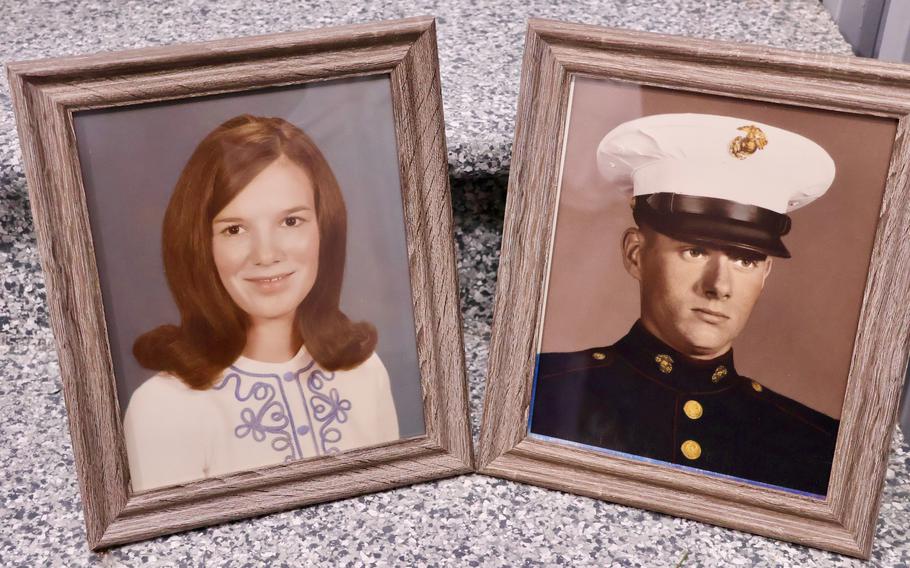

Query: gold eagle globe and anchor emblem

[729,125,768,159]
[655,354,674,374]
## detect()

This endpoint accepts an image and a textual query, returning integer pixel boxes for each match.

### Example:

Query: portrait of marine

[530,113,840,496]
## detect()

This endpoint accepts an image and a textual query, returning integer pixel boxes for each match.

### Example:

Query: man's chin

[677,328,734,359]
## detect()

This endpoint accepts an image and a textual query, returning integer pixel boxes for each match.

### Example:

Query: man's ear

[761,257,773,286]
[621,227,645,281]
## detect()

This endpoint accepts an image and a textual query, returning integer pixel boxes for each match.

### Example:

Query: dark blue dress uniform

[530,321,839,496]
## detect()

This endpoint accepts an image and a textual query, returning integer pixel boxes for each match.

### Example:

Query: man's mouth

[692,308,729,324]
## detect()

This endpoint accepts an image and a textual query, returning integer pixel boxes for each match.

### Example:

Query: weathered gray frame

[7,16,473,550]
[477,19,910,559]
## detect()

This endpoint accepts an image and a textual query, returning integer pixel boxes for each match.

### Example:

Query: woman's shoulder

[331,351,399,437]
[132,370,195,396]
[122,372,220,492]
[333,352,390,386]
[125,371,216,418]
[339,351,386,374]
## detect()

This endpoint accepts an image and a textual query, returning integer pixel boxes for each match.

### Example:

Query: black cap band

[633,193,793,258]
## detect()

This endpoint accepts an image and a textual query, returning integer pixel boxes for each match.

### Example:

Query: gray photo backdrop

[73,75,425,437]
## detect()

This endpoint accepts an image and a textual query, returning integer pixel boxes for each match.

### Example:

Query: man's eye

[735,258,758,269]
[683,248,706,259]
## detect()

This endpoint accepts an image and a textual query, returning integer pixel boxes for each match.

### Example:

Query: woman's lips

[692,308,729,324]
[245,271,294,292]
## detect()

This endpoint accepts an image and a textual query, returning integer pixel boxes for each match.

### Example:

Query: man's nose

[251,232,283,265]
[701,256,732,300]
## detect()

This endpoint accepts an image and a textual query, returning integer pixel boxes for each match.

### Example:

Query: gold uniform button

[751,380,763,392]
[680,440,702,460]
[592,352,606,360]
[683,400,703,420]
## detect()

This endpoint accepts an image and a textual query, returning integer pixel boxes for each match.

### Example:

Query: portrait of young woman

[120,114,401,491]
[74,77,425,493]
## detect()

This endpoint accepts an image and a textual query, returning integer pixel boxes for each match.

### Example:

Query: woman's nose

[251,232,283,265]
[701,256,732,299]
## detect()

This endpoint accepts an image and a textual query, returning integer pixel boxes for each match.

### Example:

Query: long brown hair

[134,114,377,389]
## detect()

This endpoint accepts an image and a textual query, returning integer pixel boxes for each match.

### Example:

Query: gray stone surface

[2,1,907,566]
[3,0,852,182]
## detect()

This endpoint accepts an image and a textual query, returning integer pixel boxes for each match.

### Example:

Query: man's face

[622,227,773,360]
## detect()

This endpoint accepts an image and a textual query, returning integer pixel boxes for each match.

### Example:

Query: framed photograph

[477,20,910,558]
[8,16,472,549]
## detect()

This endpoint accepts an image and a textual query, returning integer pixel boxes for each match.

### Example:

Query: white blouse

[123,346,400,492]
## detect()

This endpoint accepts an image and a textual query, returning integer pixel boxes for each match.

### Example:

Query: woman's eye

[283,216,304,227]
[222,225,244,236]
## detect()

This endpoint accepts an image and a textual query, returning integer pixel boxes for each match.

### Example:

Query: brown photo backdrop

[540,76,897,419]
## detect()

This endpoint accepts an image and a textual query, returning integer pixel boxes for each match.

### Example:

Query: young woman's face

[211,156,320,325]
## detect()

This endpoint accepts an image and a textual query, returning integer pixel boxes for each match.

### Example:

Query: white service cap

[595,113,835,257]
[596,113,835,215]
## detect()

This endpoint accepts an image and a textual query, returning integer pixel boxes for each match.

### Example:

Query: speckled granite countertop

[2,1,908,566]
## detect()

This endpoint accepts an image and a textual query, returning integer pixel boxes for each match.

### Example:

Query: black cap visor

[633,193,792,258]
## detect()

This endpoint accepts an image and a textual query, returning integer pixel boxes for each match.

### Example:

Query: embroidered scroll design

[214,372,296,460]
[306,368,352,455]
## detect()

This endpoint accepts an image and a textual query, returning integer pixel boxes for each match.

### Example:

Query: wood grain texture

[476,19,910,559]
[476,21,571,469]
[389,22,473,460]
[7,16,472,550]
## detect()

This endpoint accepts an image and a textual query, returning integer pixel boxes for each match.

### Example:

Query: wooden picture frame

[7,16,472,549]
[477,19,910,558]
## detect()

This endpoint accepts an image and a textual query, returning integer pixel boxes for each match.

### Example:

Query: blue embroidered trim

[214,372,296,460]
[213,358,353,459]
[284,366,320,457]
[305,368,351,455]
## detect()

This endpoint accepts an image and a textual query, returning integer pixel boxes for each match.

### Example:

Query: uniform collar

[615,320,738,392]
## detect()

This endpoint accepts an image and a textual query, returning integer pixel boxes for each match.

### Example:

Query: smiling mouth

[246,272,294,284]
[692,308,729,323]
